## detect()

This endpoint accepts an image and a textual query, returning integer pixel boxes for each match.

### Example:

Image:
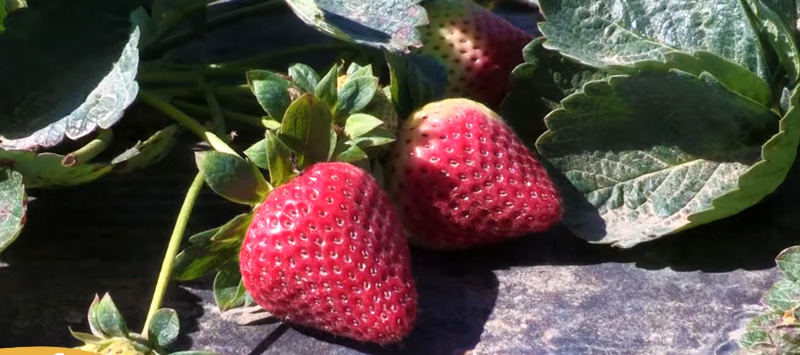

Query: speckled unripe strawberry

[386,98,562,250]
[414,0,532,109]
[240,162,417,344]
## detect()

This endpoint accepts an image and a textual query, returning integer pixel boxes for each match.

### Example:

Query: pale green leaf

[778,246,800,282]
[344,113,383,138]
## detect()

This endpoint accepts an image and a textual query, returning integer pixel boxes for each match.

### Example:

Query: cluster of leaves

[70,293,212,355]
[504,0,800,248]
[173,61,398,314]
[739,246,800,353]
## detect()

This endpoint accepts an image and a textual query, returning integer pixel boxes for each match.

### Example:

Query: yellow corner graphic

[0,347,95,355]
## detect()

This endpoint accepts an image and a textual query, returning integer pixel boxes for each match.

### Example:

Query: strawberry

[414,0,532,109]
[239,162,417,344]
[386,98,562,250]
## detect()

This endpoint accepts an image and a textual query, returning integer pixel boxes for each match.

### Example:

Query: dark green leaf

[336,144,368,163]
[344,113,383,138]
[111,125,179,174]
[778,246,800,282]
[213,264,246,311]
[288,63,320,93]
[315,65,339,108]
[0,0,142,150]
[0,150,112,188]
[743,0,800,86]
[94,293,128,337]
[247,70,294,121]
[280,94,334,168]
[536,70,779,247]
[335,76,378,121]
[0,169,25,254]
[149,0,213,45]
[195,151,270,205]
[244,139,268,170]
[386,52,448,118]
[265,130,295,186]
[174,215,251,281]
[537,0,769,79]
[148,308,180,348]
[284,0,427,53]
[763,279,800,312]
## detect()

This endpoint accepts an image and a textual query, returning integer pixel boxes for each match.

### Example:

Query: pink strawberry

[239,162,417,344]
[386,98,562,250]
[414,0,532,109]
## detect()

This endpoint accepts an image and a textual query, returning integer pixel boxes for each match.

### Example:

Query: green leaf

[284,0,427,53]
[195,151,270,205]
[742,0,800,86]
[94,293,128,337]
[336,143,368,163]
[738,329,774,349]
[0,150,112,188]
[265,130,295,185]
[0,0,141,150]
[344,113,383,138]
[280,94,334,168]
[244,139,268,170]
[347,63,373,79]
[537,0,770,80]
[335,76,378,121]
[680,87,800,236]
[147,308,180,348]
[288,63,320,94]
[763,279,800,312]
[247,70,294,121]
[213,264,246,311]
[536,70,779,247]
[87,295,103,336]
[68,328,104,345]
[656,51,773,107]
[0,169,25,254]
[174,215,252,281]
[0,3,6,32]
[351,127,395,147]
[778,246,800,282]
[111,125,179,174]
[315,65,339,108]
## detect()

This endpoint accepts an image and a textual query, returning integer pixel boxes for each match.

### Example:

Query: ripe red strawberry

[414,0,532,109]
[386,98,562,250]
[239,162,417,344]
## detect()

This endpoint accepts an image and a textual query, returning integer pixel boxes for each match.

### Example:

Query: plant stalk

[142,172,206,336]
[63,129,114,165]
[138,90,239,156]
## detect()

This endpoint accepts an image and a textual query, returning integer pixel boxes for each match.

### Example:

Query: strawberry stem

[142,172,206,337]
[64,129,114,165]
[173,100,270,129]
[138,90,240,156]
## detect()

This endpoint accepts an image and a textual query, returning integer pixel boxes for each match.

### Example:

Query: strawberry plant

[4,0,800,353]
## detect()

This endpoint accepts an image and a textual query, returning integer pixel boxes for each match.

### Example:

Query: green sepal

[247,70,294,121]
[147,308,180,349]
[288,63,320,93]
[195,151,270,206]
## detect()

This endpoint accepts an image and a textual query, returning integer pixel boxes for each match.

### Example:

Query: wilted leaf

[0,150,113,188]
